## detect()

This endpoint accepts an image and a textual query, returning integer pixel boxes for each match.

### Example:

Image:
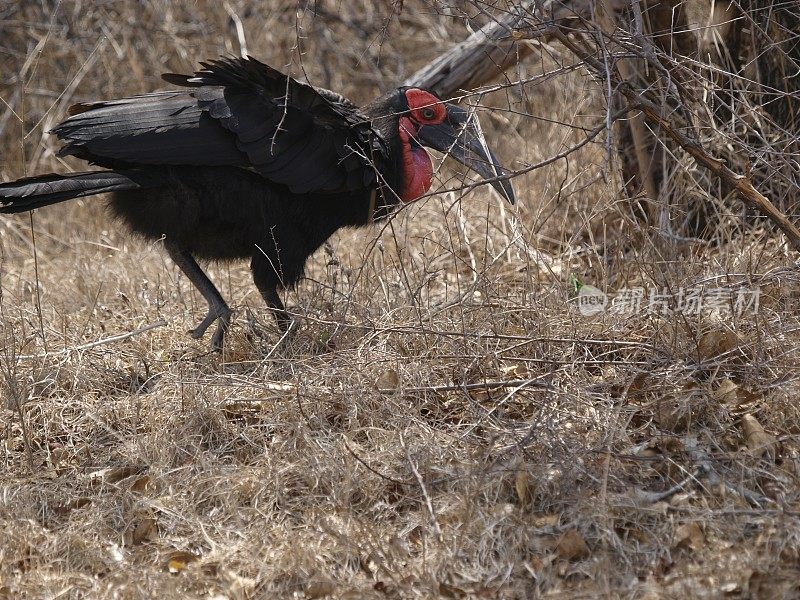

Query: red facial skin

[398,89,446,203]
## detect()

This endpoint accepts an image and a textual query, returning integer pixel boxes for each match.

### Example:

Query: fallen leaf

[220,568,257,597]
[515,471,531,506]
[711,379,762,413]
[439,582,467,598]
[131,516,157,545]
[492,503,515,517]
[375,369,400,393]
[669,493,693,507]
[555,529,589,561]
[742,414,777,459]
[712,378,739,404]
[649,501,669,515]
[89,465,141,487]
[52,497,92,515]
[130,475,151,494]
[659,436,685,453]
[628,372,650,395]
[166,550,199,574]
[638,448,660,459]
[531,513,560,528]
[305,581,336,598]
[468,387,492,402]
[501,362,530,378]
[654,396,688,431]
[697,328,739,361]
[673,522,704,551]
[622,525,652,544]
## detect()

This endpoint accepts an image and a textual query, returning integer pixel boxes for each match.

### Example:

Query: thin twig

[223,1,248,58]
[15,320,166,360]
[550,27,800,251]
[402,435,443,543]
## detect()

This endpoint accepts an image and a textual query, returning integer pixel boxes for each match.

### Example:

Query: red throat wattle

[398,116,433,202]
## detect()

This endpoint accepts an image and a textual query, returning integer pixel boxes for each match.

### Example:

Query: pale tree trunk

[404,0,626,94]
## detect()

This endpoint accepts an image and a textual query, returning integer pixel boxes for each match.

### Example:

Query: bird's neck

[398,117,432,202]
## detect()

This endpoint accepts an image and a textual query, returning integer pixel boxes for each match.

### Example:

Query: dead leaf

[712,378,739,404]
[130,475,151,494]
[501,362,530,378]
[649,501,669,515]
[492,503,515,517]
[89,465,141,487]
[638,447,660,460]
[531,513,560,528]
[628,372,649,395]
[515,471,531,506]
[742,414,777,459]
[468,387,492,402]
[673,522,704,551]
[555,529,589,561]
[622,525,652,544]
[734,387,763,413]
[697,328,739,361]
[130,516,157,545]
[305,581,336,598]
[375,369,400,393]
[53,497,92,515]
[220,568,257,598]
[711,379,762,413]
[222,401,262,425]
[659,436,685,453]
[166,550,199,574]
[669,492,693,507]
[654,396,688,431]
[438,582,468,598]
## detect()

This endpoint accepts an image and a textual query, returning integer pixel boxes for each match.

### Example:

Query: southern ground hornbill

[0,56,515,350]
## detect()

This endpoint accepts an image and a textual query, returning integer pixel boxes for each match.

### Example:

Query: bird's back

[53,56,390,196]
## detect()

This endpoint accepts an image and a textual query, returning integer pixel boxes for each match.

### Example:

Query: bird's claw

[188,304,232,351]
[210,322,228,352]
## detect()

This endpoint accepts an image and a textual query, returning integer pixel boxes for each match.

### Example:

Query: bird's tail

[0,170,162,213]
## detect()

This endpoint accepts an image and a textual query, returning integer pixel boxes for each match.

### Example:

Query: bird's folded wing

[54,56,387,194]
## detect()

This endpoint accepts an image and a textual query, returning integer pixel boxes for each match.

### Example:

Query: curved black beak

[416,104,516,204]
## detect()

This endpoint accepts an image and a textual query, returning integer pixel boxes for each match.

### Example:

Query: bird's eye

[420,107,436,120]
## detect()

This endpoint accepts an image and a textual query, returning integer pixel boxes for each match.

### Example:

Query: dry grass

[2,1,800,598]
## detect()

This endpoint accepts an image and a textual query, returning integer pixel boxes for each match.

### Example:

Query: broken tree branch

[404,0,627,95]
[403,1,535,95]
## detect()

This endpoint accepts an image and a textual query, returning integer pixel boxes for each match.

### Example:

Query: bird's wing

[54,56,388,194]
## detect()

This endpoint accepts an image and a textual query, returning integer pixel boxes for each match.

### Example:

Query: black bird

[0,56,515,350]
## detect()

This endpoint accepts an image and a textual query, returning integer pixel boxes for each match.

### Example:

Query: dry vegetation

[2,1,800,598]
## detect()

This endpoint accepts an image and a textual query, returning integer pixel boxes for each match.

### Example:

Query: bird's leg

[250,255,293,333]
[165,240,232,351]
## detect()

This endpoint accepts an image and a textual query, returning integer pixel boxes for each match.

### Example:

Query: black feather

[0,57,407,351]
[54,56,389,193]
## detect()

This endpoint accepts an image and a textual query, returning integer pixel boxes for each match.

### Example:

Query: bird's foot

[189,304,232,351]
[209,314,232,352]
